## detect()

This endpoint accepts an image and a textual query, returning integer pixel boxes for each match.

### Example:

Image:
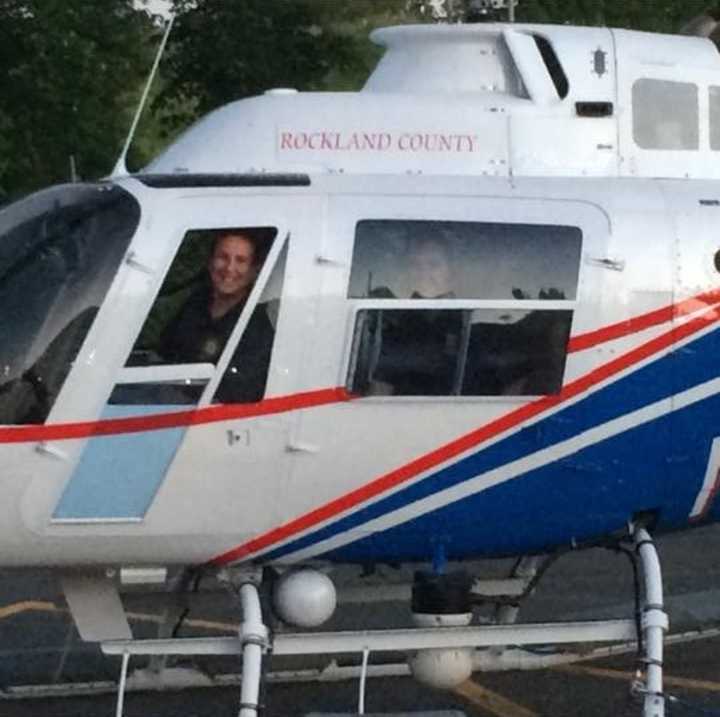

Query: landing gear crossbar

[102,618,637,657]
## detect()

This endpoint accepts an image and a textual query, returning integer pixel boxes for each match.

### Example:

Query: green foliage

[159,1,354,125]
[407,0,717,30]
[0,0,155,198]
[305,0,423,91]
[158,0,421,125]
[515,0,714,31]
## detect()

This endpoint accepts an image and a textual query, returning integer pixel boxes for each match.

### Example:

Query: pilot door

[52,193,311,528]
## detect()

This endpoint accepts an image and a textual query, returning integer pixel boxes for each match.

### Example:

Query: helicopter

[3,9,720,717]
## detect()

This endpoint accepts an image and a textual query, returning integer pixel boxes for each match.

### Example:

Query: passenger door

[282,192,608,547]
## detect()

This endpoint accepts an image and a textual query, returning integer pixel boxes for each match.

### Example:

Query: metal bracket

[61,571,132,642]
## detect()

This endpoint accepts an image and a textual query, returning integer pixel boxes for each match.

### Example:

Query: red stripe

[0,388,353,444]
[4,290,717,446]
[691,467,720,523]
[209,303,720,567]
[568,288,720,353]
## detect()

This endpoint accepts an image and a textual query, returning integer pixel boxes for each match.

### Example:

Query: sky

[135,0,173,19]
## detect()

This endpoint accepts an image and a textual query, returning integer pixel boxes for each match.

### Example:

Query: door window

[113,226,279,405]
[346,219,581,397]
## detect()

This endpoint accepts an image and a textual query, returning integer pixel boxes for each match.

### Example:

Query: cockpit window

[348,220,581,300]
[0,183,140,424]
[347,218,580,398]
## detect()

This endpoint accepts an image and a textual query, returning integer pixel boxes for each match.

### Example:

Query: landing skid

[102,526,668,717]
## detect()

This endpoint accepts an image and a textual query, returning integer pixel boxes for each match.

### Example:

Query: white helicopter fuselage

[2,22,720,573]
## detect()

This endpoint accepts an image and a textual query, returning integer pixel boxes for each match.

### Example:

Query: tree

[0,0,156,198]
[158,0,414,128]
[514,0,716,31]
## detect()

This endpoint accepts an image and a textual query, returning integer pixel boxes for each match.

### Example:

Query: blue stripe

[263,326,720,562]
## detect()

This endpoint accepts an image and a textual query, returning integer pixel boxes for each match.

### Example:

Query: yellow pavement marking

[0,601,60,619]
[0,600,237,633]
[557,664,720,693]
[183,617,237,632]
[454,679,539,717]
[125,610,237,632]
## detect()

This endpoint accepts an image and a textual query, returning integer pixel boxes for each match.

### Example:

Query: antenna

[69,155,78,182]
[111,14,175,178]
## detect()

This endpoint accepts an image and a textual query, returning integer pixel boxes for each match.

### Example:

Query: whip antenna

[111,13,175,178]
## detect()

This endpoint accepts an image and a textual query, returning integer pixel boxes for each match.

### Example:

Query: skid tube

[633,526,669,717]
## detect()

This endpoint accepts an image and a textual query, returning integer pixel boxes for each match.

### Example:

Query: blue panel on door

[53,405,187,521]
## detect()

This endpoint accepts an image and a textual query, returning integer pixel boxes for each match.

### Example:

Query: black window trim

[137,173,311,189]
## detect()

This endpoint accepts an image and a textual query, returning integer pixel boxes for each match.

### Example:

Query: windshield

[0,183,140,424]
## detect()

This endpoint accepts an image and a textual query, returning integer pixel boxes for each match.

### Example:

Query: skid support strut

[634,527,669,717]
[237,582,270,717]
[111,576,270,717]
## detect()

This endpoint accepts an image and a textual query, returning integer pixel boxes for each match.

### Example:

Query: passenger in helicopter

[369,236,456,300]
[160,231,274,403]
[367,237,462,395]
[406,237,456,300]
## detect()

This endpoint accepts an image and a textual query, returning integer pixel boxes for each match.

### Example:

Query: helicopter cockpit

[0,183,139,425]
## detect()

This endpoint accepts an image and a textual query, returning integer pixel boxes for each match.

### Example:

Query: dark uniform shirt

[160,285,274,403]
[359,287,461,395]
